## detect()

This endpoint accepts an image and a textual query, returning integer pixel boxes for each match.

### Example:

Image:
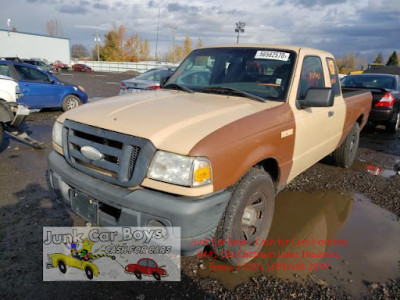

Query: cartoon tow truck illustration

[125,258,168,280]
[46,238,115,280]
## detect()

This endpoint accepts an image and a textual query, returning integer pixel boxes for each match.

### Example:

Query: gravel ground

[0,73,399,299]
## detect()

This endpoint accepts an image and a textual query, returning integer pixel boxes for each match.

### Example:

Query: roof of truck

[198,44,333,55]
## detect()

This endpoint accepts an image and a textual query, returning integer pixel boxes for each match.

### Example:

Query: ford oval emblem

[80,146,104,161]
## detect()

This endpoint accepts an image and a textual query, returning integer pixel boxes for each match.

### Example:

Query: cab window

[298,56,325,99]
[326,58,340,96]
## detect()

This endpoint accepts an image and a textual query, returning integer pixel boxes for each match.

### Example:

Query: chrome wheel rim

[66,98,79,110]
[241,191,266,245]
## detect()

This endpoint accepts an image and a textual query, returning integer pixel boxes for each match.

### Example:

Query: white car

[0,75,32,147]
[0,75,22,103]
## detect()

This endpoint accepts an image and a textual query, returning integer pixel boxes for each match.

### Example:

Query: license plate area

[70,190,99,224]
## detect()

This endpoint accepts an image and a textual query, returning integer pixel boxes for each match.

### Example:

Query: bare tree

[46,19,64,37]
[71,44,89,58]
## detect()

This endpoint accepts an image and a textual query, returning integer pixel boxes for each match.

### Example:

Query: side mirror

[160,76,170,88]
[299,87,334,108]
[48,76,55,84]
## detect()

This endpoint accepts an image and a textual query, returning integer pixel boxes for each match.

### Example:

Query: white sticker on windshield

[255,51,290,61]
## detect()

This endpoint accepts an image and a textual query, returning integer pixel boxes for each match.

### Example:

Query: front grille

[62,120,156,187]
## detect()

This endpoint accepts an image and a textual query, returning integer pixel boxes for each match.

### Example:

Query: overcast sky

[1,0,399,61]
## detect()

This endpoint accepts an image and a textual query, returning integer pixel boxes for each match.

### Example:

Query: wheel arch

[255,157,280,186]
[356,114,365,129]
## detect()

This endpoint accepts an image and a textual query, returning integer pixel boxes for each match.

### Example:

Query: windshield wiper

[163,83,194,93]
[201,86,266,102]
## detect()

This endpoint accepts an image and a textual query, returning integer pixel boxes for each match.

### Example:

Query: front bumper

[48,151,231,255]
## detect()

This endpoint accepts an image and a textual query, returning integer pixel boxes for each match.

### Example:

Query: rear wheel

[85,266,94,280]
[213,168,275,264]
[134,270,142,280]
[62,95,82,111]
[386,112,399,134]
[332,122,359,168]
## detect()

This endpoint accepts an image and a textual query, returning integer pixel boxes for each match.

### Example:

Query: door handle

[328,111,334,117]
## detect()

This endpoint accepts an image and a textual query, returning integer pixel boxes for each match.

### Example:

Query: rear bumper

[369,107,393,123]
[47,151,231,255]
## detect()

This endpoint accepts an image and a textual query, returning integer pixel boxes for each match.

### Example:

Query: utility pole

[235,22,246,44]
[94,32,100,61]
[169,25,177,63]
[7,18,11,36]
[155,7,160,61]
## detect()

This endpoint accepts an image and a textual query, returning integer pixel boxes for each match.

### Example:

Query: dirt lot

[0,72,399,299]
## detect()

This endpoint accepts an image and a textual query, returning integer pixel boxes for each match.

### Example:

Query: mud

[1,77,399,299]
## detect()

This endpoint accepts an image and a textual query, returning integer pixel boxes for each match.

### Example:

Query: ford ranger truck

[48,45,372,264]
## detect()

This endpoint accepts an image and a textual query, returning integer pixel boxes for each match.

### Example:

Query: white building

[0,29,70,63]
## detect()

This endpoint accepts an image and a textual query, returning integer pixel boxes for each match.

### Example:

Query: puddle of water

[351,160,398,178]
[196,190,400,297]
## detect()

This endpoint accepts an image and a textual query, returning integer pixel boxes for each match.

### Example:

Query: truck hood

[58,90,282,155]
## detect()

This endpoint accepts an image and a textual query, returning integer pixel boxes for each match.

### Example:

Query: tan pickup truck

[48,45,372,263]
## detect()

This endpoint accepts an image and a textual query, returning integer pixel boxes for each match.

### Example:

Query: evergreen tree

[386,51,399,66]
[373,53,383,64]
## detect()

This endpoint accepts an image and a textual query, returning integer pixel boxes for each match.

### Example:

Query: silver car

[120,67,176,95]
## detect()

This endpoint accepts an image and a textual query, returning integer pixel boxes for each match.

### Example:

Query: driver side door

[13,65,60,109]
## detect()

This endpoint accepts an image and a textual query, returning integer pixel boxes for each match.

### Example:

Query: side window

[14,65,49,82]
[326,58,340,96]
[138,259,148,267]
[298,56,325,99]
[0,65,11,77]
[147,260,156,268]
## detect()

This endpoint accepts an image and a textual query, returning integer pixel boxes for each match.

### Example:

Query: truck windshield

[166,47,296,102]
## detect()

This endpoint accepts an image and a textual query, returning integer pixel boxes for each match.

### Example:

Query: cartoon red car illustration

[125,258,167,280]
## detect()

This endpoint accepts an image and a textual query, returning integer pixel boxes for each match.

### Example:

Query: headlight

[78,85,85,92]
[52,121,63,146]
[15,85,23,99]
[147,151,212,187]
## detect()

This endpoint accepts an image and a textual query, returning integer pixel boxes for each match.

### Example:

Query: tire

[153,272,161,281]
[58,260,67,274]
[332,122,359,168]
[134,270,142,280]
[385,112,399,134]
[213,167,275,264]
[85,266,94,280]
[62,95,82,111]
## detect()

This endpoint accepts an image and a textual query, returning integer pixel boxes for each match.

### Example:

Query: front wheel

[332,122,359,168]
[62,95,82,111]
[386,112,399,134]
[213,168,275,264]
[58,260,67,274]
[153,272,161,281]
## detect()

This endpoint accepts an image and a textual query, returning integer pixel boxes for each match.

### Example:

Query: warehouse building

[0,29,70,64]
